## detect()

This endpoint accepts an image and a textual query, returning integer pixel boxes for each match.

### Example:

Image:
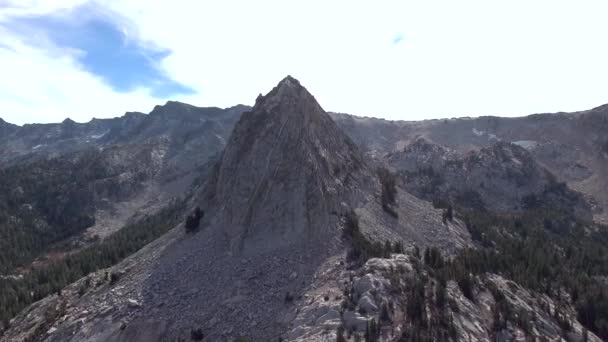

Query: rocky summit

[1,77,607,342]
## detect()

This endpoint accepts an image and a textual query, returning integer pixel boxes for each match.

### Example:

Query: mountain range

[1,77,607,341]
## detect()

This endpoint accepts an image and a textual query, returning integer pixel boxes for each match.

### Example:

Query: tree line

[0,199,185,329]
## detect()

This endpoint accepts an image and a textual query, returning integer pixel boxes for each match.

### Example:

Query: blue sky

[3,3,194,98]
[392,34,404,45]
[0,0,608,124]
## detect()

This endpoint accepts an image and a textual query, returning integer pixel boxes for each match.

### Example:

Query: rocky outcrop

[287,254,602,341]
[388,139,593,222]
[0,118,17,139]
[3,77,606,342]
[0,103,249,277]
[332,105,608,223]
[126,76,378,341]
[209,75,369,254]
[0,77,469,342]
[0,102,248,167]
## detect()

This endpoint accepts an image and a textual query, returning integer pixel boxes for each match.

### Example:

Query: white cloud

[0,35,160,124]
[1,0,608,124]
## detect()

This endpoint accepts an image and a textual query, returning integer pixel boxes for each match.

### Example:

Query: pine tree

[365,319,379,342]
[185,207,204,232]
[336,326,346,342]
[380,302,391,323]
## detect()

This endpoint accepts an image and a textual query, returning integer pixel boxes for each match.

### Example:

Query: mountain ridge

[0,77,607,341]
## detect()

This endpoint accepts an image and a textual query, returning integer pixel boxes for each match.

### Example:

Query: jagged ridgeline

[0,76,607,341]
[206,76,369,253]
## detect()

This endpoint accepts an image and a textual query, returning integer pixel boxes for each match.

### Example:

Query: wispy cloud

[392,33,404,45]
[1,3,195,98]
[0,42,15,52]
[1,1,608,125]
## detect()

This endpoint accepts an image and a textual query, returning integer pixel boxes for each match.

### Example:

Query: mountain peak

[150,101,193,115]
[210,76,367,254]
[277,74,300,88]
[252,75,323,118]
[0,117,18,137]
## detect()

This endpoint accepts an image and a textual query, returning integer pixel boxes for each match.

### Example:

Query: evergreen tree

[185,207,204,232]
[336,326,346,342]
[365,319,379,342]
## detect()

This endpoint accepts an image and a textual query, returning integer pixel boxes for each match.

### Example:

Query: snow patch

[472,128,484,136]
[90,130,109,139]
[472,128,500,141]
[512,140,538,150]
[0,274,23,280]
[215,134,226,144]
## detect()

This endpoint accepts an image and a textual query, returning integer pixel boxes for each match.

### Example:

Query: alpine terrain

[1,76,607,341]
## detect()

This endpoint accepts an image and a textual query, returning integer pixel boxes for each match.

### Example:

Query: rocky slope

[0,118,17,139]
[285,253,602,342]
[0,103,248,275]
[0,102,248,165]
[1,77,470,341]
[1,77,607,342]
[332,104,608,223]
[387,138,592,222]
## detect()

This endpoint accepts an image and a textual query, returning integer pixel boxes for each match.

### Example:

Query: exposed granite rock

[2,77,469,342]
[3,77,606,342]
[332,105,608,223]
[388,138,593,222]
[0,103,249,278]
[289,254,602,341]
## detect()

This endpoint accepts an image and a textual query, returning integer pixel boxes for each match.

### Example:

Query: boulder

[343,311,370,332]
[358,294,378,314]
[352,274,376,295]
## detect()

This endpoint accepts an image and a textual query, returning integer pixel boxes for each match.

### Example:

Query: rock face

[0,102,248,166]
[210,75,368,254]
[2,77,608,342]
[388,138,592,221]
[346,255,602,342]
[0,118,17,139]
[332,105,608,223]
[131,76,379,341]
[0,103,248,276]
[284,253,602,341]
[1,76,470,342]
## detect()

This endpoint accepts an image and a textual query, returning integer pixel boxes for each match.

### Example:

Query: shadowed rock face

[332,105,608,223]
[129,76,375,341]
[0,102,248,167]
[2,78,606,342]
[389,139,593,221]
[212,76,367,254]
[10,76,465,342]
[0,103,248,275]
[0,118,17,139]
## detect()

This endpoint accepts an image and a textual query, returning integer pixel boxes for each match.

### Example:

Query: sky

[0,1,607,125]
